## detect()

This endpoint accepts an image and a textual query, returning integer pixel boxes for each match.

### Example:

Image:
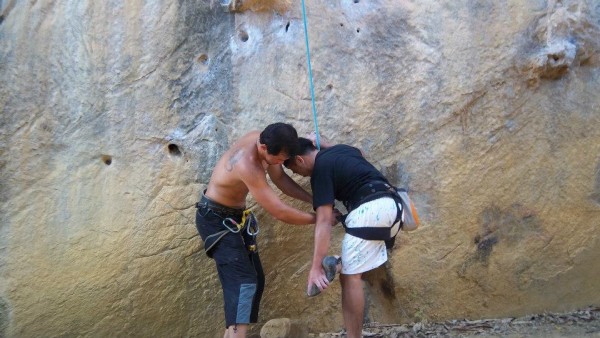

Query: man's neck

[255,139,270,169]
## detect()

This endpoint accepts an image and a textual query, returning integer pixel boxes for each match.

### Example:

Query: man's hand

[307,265,329,295]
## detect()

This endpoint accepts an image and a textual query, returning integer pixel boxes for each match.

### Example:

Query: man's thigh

[341,197,397,274]
[213,238,259,327]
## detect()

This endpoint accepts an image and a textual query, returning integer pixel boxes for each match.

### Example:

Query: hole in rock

[168,143,182,156]
[239,30,249,42]
[285,22,290,32]
[101,155,112,166]
[197,53,209,64]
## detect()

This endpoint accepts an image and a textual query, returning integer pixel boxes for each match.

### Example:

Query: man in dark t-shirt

[284,135,402,338]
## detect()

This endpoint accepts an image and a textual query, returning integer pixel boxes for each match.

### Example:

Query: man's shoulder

[315,144,350,168]
[222,133,264,175]
[319,144,357,156]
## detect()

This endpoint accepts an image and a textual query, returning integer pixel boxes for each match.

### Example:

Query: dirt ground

[310,306,600,337]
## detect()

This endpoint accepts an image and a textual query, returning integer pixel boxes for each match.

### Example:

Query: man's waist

[197,193,246,218]
[345,180,396,211]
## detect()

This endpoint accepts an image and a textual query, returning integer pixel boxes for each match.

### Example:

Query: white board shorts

[341,196,400,275]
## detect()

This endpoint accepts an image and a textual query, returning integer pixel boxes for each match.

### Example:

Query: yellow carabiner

[240,209,252,230]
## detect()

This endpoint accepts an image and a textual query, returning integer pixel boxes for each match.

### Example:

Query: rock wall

[0,0,599,337]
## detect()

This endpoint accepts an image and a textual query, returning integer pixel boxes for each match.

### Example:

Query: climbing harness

[340,182,403,240]
[203,209,260,254]
[300,0,321,150]
[339,183,420,248]
[222,209,259,235]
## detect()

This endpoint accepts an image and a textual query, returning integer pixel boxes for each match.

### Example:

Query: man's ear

[257,143,268,154]
[295,155,305,166]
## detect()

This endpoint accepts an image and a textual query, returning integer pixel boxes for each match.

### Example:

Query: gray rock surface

[0,0,599,337]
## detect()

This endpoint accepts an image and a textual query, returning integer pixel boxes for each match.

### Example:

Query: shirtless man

[195,123,323,338]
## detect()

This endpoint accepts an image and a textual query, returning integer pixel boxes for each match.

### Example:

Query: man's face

[286,156,311,177]
[264,152,289,166]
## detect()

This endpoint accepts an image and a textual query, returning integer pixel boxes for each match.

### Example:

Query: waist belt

[196,193,245,218]
[344,180,397,212]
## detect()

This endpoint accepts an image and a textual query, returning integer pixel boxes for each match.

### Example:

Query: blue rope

[300,0,321,150]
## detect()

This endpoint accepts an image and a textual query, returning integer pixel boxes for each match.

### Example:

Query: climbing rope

[300,0,321,150]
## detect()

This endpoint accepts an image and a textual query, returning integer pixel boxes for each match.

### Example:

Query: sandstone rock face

[0,0,599,337]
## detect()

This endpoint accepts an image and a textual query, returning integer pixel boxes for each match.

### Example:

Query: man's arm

[307,204,334,294]
[240,162,316,225]
[267,164,312,204]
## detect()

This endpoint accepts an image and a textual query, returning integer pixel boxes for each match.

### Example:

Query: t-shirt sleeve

[311,162,335,209]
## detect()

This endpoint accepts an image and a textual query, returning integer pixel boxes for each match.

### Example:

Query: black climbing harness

[339,181,404,248]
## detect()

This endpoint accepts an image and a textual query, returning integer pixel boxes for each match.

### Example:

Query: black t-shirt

[311,144,387,209]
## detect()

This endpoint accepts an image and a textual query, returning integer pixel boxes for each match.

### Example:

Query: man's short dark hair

[296,137,316,155]
[283,137,316,168]
[259,123,299,157]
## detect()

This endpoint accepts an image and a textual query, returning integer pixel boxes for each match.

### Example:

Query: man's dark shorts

[195,195,265,328]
